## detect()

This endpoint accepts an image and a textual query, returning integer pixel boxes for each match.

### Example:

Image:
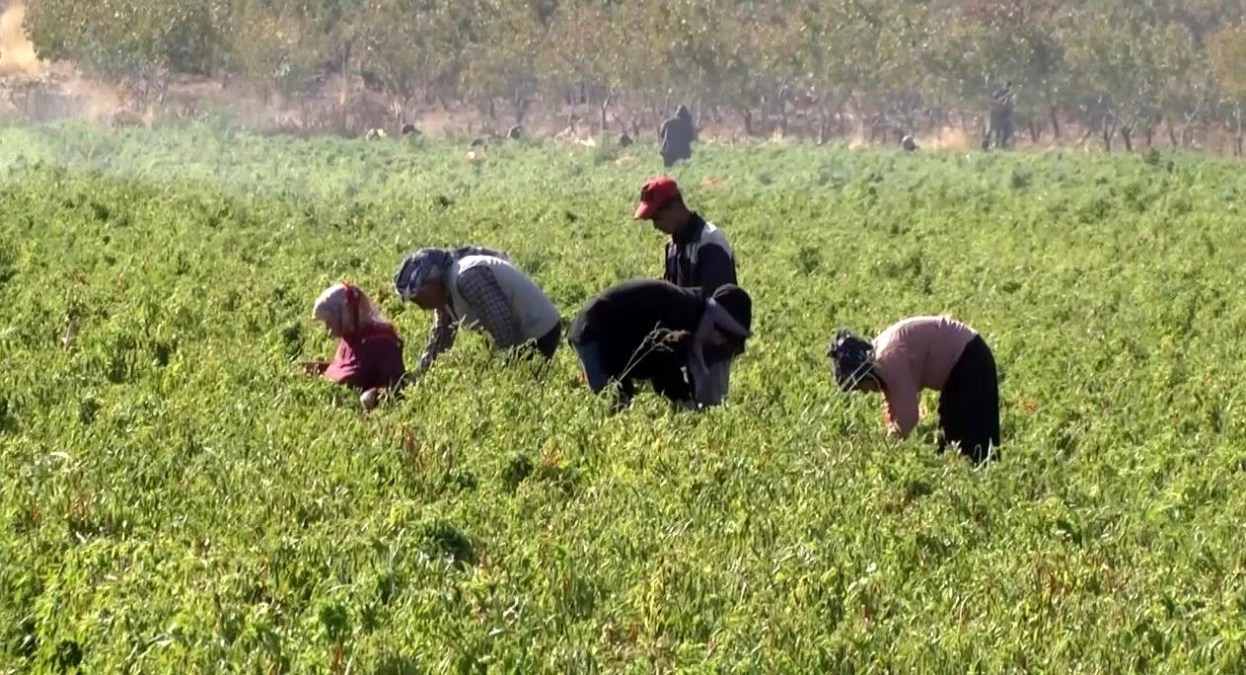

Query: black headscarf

[827,329,878,391]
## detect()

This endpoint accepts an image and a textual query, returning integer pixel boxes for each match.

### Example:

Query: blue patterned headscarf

[393,246,510,301]
[827,329,878,391]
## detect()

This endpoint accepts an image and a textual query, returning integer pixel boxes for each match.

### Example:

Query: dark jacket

[568,279,715,403]
[664,213,737,297]
[660,111,696,163]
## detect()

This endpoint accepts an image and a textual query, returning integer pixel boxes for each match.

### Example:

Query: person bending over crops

[568,279,752,410]
[304,282,406,410]
[394,246,563,373]
[827,315,1000,463]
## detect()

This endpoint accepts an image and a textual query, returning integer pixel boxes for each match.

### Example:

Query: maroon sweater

[323,324,406,391]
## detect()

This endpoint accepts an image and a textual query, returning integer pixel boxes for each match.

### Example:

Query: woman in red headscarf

[302,282,407,409]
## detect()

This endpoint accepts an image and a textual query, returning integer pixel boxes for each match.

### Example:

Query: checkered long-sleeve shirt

[417,266,524,372]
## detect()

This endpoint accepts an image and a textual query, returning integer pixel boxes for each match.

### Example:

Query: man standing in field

[984,80,1015,150]
[659,105,697,167]
[633,176,739,406]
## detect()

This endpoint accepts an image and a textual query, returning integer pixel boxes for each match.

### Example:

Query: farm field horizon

[3,123,1246,672]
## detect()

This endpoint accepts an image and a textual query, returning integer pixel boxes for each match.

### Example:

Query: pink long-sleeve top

[871,316,978,438]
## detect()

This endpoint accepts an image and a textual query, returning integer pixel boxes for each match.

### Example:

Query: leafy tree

[458,0,543,125]
[26,0,220,100]
[1152,20,1212,148]
[930,0,1068,140]
[356,0,440,125]
[223,0,320,104]
[18,0,1246,149]
[1207,22,1246,155]
[1061,5,1159,150]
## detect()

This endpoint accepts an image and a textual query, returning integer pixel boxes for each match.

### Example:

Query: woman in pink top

[302,282,407,410]
[827,315,1000,463]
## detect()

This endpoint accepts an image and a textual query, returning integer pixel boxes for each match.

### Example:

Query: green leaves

[26,0,219,81]
[1208,23,1246,101]
[4,127,1246,670]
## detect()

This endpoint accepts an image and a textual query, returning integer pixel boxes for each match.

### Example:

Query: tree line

[19,0,1246,152]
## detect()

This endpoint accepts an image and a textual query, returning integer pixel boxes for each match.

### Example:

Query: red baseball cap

[633,176,681,220]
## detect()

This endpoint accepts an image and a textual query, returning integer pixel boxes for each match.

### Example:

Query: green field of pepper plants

[3,121,1246,672]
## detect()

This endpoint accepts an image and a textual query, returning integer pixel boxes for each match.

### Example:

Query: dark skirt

[509,323,561,372]
[938,335,1001,463]
[534,323,561,359]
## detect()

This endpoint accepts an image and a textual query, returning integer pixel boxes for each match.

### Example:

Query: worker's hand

[300,361,328,376]
[674,399,702,413]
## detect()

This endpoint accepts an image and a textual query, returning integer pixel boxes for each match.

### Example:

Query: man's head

[827,329,881,392]
[634,176,691,235]
[393,248,452,310]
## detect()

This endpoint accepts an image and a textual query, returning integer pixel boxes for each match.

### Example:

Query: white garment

[446,255,561,343]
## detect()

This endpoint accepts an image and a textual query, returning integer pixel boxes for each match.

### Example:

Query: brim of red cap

[633,201,660,220]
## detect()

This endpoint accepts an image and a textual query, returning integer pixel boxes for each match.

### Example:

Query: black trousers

[534,324,561,359]
[938,335,1001,463]
[514,323,561,365]
[661,147,691,168]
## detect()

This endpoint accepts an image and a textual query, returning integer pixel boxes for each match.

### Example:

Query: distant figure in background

[633,175,739,404]
[394,246,562,374]
[984,80,1015,150]
[659,105,697,167]
[303,282,406,410]
[827,316,1001,463]
[568,279,752,410]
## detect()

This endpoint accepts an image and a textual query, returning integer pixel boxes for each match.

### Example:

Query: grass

[3,121,1246,672]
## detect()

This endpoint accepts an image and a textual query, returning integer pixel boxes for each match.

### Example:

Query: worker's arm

[418,307,457,373]
[882,376,920,439]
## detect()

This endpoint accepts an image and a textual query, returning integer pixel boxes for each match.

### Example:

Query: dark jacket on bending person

[568,279,750,404]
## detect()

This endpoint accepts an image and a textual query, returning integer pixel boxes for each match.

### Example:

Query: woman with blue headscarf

[393,246,562,373]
